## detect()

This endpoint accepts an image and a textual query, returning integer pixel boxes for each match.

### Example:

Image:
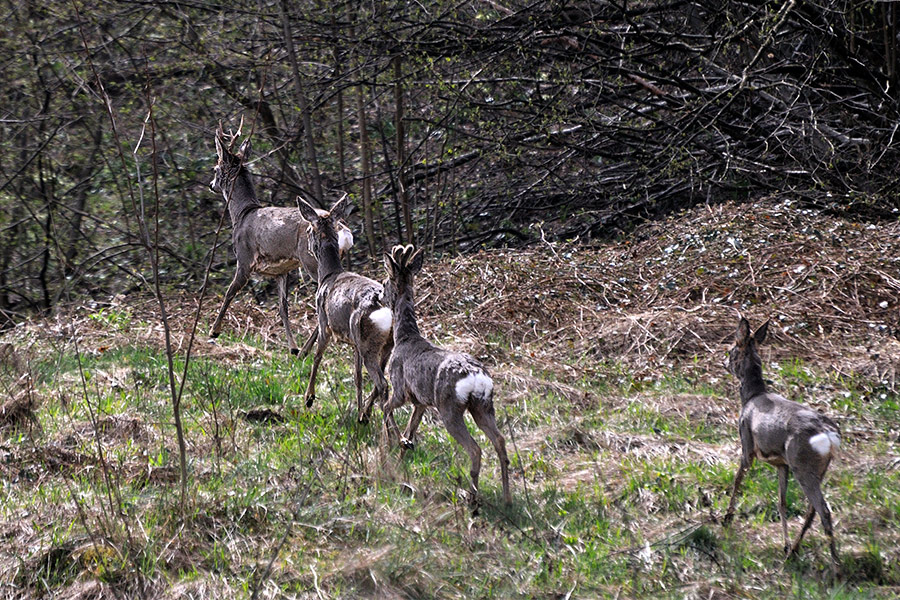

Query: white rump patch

[369,307,392,333]
[809,431,841,456]
[455,372,493,402]
[338,228,354,253]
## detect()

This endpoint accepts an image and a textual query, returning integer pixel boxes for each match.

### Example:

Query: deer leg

[298,327,318,358]
[211,267,250,338]
[354,348,366,422]
[304,327,330,408]
[792,470,840,570]
[725,423,755,525]
[470,403,512,505]
[382,390,404,446]
[347,311,371,423]
[359,353,387,424]
[788,505,816,559]
[722,460,750,526]
[441,407,482,504]
[723,459,752,525]
[401,405,427,451]
[778,465,790,554]
[357,327,390,424]
[276,274,298,354]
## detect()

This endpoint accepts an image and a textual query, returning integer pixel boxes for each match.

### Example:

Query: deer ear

[754,320,769,345]
[329,194,350,218]
[297,196,320,223]
[736,317,751,345]
[407,247,424,275]
[238,138,251,160]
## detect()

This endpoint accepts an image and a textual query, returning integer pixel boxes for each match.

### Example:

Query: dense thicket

[2,0,899,327]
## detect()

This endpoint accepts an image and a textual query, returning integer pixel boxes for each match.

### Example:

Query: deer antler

[234,114,244,143]
[390,245,405,266]
[217,116,245,152]
[390,244,417,269]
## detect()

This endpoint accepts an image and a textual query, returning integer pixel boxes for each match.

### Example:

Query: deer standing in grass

[382,245,511,505]
[297,196,393,422]
[724,317,841,572]
[208,121,353,355]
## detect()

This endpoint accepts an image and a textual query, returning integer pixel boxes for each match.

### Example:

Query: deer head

[210,117,250,193]
[383,244,424,309]
[725,317,768,379]
[298,194,350,262]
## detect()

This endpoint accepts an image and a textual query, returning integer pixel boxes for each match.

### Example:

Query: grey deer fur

[297,196,393,422]
[208,121,353,355]
[724,317,841,571]
[382,245,511,505]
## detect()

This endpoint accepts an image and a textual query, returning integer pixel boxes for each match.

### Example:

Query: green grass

[1,318,898,599]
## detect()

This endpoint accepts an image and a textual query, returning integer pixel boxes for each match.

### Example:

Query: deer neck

[738,358,768,405]
[315,238,344,284]
[224,170,261,225]
[393,289,421,342]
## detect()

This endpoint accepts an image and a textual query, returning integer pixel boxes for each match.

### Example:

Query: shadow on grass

[841,547,900,586]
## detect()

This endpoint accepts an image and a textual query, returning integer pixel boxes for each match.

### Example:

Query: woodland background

[2,0,900,327]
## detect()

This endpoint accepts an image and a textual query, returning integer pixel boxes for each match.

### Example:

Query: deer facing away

[208,122,352,355]
[382,245,511,505]
[723,317,841,571]
[297,195,393,423]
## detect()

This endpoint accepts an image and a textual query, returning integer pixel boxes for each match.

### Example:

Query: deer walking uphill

[382,245,511,506]
[724,317,841,573]
[208,121,353,355]
[297,196,393,423]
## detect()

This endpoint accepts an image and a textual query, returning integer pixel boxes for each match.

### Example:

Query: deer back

[319,271,390,345]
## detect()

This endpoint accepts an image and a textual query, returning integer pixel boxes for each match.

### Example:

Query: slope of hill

[1,200,898,598]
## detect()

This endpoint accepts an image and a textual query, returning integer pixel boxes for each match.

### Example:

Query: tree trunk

[394,55,413,245]
[279,0,323,203]
[356,83,377,258]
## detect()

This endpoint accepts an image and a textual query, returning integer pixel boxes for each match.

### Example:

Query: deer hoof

[722,513,734,527]
[400,438,415,450]
[290,347,299,356]
[358,414,370,425]
[305,395,315,408]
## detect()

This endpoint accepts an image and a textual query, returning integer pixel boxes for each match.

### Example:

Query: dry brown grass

[17,199,896,392]
[410,199,899,388]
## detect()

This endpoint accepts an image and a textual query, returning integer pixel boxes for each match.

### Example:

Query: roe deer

[723,317,841,572]
[382,245,511,505]
[208,121,353,355]
[297,195,393,423]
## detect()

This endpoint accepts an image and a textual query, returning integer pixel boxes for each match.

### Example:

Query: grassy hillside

[1,200,898,599]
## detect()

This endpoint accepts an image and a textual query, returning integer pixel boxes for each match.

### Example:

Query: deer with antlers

[723,317,841,573]
[208,119,353,355]
[381,245,511,505]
